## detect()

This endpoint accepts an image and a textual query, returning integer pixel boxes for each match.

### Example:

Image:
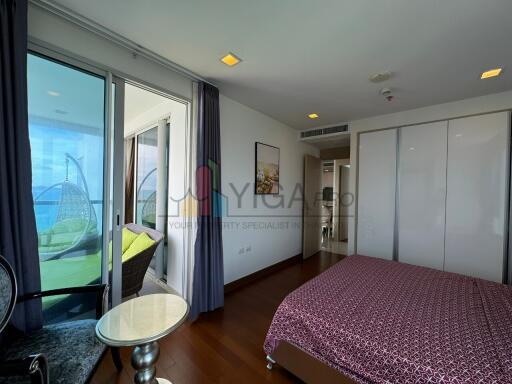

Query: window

[28,53,106,323]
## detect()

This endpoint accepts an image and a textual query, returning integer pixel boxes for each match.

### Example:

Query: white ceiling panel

[50,0,512,129]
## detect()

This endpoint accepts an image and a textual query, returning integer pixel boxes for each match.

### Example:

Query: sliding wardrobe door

[444,112,510,282]
[398,122,447,270]
[356,129,397,259]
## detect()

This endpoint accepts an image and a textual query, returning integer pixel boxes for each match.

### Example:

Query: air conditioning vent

[301,129,324,138]
[323,124,348,135]
[300,124,349,139]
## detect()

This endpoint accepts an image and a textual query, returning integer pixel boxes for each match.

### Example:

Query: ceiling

[28,52,104,131]
[124,83,170,127]
[51,0,512,130]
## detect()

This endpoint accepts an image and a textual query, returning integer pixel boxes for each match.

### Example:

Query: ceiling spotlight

[47,90,60,97]
[308,113,319,119]
[481,68,502,79]
[221,53,242,67]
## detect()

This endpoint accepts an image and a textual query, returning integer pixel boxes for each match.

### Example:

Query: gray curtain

[191,82,224,319]
[0,0,43,332]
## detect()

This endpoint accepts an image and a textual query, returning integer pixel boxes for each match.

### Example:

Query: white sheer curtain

[181,81,198,303]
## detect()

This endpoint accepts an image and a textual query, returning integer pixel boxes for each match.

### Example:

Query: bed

[264,255,512,383]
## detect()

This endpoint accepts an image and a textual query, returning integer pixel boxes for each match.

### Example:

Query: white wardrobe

[356,111,510,283]
[357,129,397,260]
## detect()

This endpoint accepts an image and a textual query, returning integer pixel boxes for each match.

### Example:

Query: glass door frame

[29,37,193,303]
[132,123,160,229]
[109,75,125,307]
[126,116,170,281]
[28,40,125,308]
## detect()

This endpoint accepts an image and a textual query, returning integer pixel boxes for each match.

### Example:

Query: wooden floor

[92,251,344,384]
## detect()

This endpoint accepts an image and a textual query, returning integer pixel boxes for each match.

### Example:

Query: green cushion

[122,232,156,262]
[40,251,101,310]
[51,218,89,234]
[38,217,98,254]
[122,228,139,253]
[107,228,138,259]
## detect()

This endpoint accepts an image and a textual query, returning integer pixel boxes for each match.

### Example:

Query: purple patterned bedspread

[264,255,512,383]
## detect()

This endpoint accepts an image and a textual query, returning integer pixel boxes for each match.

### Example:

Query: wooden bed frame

[267,341,356,384]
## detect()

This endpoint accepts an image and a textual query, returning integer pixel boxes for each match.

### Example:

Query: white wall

[347,90,512,255]
[220,95,318,284]
[332,159,350,241]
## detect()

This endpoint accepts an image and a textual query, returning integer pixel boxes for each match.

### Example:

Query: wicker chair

[120,223,164,298]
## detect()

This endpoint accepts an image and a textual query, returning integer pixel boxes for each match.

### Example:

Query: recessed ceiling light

[47,90,60,97]
[220,53,242,67]
[481,68,502,79]
[308,113,319,119]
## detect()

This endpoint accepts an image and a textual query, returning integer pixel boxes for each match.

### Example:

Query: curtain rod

[29,0,212,85]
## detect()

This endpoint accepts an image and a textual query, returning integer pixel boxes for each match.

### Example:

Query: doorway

[303,153,350,258]
[123,83,189,299]
[320,159,349,255]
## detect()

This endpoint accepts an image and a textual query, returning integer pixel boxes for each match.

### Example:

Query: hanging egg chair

[36,154,99,261]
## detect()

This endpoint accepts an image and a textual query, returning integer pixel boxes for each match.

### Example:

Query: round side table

[96,293,189,384]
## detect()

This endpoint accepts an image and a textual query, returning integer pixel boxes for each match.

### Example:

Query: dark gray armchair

[0,255,119,384]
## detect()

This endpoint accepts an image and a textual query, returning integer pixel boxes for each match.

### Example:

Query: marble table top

[96,293,189,347]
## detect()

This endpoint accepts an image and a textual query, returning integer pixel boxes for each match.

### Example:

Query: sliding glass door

[133,122,168,276]
[27,45,185,313]
[136,127,158,229]
[28,52,108,323]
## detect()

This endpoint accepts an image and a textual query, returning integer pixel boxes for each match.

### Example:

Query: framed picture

[255,142,280,194]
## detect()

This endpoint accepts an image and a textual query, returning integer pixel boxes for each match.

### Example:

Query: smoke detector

[370,71,393,83]
[380,88,394,102]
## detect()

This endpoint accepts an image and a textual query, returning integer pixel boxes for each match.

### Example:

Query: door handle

[116,209,121,230]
